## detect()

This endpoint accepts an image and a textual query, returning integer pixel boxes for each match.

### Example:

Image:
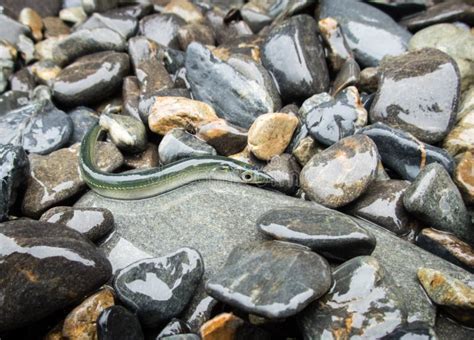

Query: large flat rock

[76,181,474,335]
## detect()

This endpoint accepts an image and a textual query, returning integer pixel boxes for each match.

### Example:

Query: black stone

[0,91,29,113]
[68,107,99,144]
[262,154,300,195]
[139,13,185,49]
[97,305,144,340]
[157,319,190,339]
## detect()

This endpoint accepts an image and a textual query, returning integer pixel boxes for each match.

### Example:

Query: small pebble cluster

[0,0,473,339]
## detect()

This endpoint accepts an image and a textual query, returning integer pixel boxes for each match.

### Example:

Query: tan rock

[443,111,474,156]
[228,147,263,167]
[248,113,298,161]
[19,8,43,41]
[198,119,247,156]
[148,97,219,135]
[292,136,323,166]
[43,17,71,38]
[454,151,474,204]
[31,61,61,85]
[62,287,115,340]
[200,313,244,340]
[163,0,204,23]
[59,6,87,24]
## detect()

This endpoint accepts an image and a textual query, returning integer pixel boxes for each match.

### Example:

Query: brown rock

[200,313,244,340]
[19,8,43,41]
[148,97,219,135]
[62,287,115,340]
[455,151,474,204]
[197,119,247,156]
[31,60,61,85]
[359,67,379,93]
[292,136,323,166]
[248,113,299,161]
[178,23,215,50]
[44,322,63,340]
[443,110,474,156]
[43,17,70,38]
[123,143,159,169]
[163,0,204,23]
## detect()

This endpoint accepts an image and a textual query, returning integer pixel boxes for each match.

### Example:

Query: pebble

[123,143,159,170]
[382,322,438,339]
[186,43,280,129]
[42,17,70,38]
[53,51,130,107]
[68,107,99,144]
[114,248,204,327]
[100,113,148,154]
[205,7,252,45]
[301,86,367,146]
[199,313,270,340]
[416,228,474,273]
[256,207,376,261]
[331,58,360,96]
[318,17,353,72]
[0,145,28,221]
[358,66,379,93]
[178,23,215,50]
[40,206,114,242]
[163,0,204,24]
[454,151,474,204]
[300,135,379,208]
[370,48,460,144]
[299,256,407,339]
[205,241,332,319]
[248,113,299,161]
[262,154,300,195]
[0,13,30,45]
[403,163,472,245]
[35,36,66,61]
[10,68,36,93]
[443,110,474,156]
[261,15,329,102]
[77,12,138,39]
[59,6,87,24]
[16,34,36,64]
[347,180,411,236]
[122,76,141,121]
[82,0,119,15]
[417,268,474,327]
[97,305,144,340]
[139,13,185,49]
[62,287,115,340]
[159,128,217,165]
[292,135,322,167]
[185,296,218,334]
[18,7,43,41]
[0,90,29,113]
[1,0,61,18]
[197,119,247,156]
[0,219,112,332]
[31,60,62,85]
[157,319,190,339]
[359,123,455,181]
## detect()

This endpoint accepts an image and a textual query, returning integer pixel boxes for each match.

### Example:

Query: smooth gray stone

[0,14,30,45]
[75,181,474,331]
[76,12,138,38]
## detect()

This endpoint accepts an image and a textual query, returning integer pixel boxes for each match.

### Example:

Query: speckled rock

[123,143,159,170]
[403,163,472,244]
[139,13,185,49]
[300,135,379,208]
[40,207,114,242]
[370,48,460,144]
[454,151,474,204]
[262,154,300,195]
[291,135,323,167]
[443,110,474,156]
[100,113,147,154]
[157,319,190,339]
[97,305,144,340]
[197,119,247,156]
[0,220,112,332]
[68,107,99,144]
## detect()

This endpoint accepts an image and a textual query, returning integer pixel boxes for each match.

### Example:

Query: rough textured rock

[444,110,474,156]
[454,151,474,204]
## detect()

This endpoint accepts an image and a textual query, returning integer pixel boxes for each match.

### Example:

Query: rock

[139,13,185,49]
[31,60,62,85]
[35,36,66,61]
[0,90,29,113]
[162,335,200,340]
[42,17,70,38]
[123,143,159,170]
[97,305,144,340]
[1,0,61,17]
[301,86,367,146]
[62,287,115,340]
[0,13,30,45]
[22,143,123,218]
[262,154,300,195]
[256,207,375,261]
[299,256,407,339]
[107,4,153,19]
[159,128,217,165]
[300,135,379,208]
[17,34,35,64]
[416,228,474,274]
[318,17,353,72]
[197,119,247,156]
[68,107,99,144]
[205,7,252,45]
[186,43,280,129]
[331,58,360,96]
[82,0,119,15]
[417,267,474,327]
[359,123,455,181]
[403,163,472,244]
[148,97,219,136]
[157,319,190,339]
[382,321,437,339]
[359,67,380,93]
[370,48,460,144]
[261,15,329,102]
[114,248,204,327]
[443,110,474,156]
[100,113,147,154]
[347,180,411,236]
[248,113,298,161]
[291,135,322,167]
[199,313,270,340]
[53,51,130,107]
[18,8,43,41]
[319,0,411,67]
[454,151,474,204]
[40,207,114,242]
[163,0,204,24]
[409,23,474,91]
[77,12,138,39]
[206,241,332,319]
[458,87,474,122]
[0,145,28,221]
[60,6,87,24]
[10,68,36,93]
[0,219,112,332]
[178,23,214,50]
[122,76,141,121]
[185,296,217,334]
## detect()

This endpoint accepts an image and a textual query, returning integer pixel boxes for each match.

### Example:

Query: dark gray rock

[0,13,30,45]
[107,4,153,20]
[0,0,61,17]
[114,248,204,327]
[261,15,329,102]
[122,76,141,121]
[318,17,353,72]
[10,68,36,94]
[68,107,99,144]
[331,58,360,96]
[381,322,437,340]
[262,154,300,195]
[157,319,190,339]
[76,12,138,39]
[197,119,247,156]
[82,0,119,15]
[205,241,332,319]
[0,219,112,332]
[370,48,460,144]
[97,305,144,340]
[0,90,29,113]
[257,207,375,261]
[99,113,148,154]
[139,13,185,49]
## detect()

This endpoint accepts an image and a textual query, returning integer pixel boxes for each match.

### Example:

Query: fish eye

[241,171,254,182]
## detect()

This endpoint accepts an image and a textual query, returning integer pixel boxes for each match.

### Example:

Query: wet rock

[381,322,438,340]
[163,0,204,24]
[359,66,380,93]
[257,207,376,261]
[331,58,360,96]
[18,8,43,41]
[10,68,35,93]
[347,180,411,236]
[0,90,29,112]
[148,96,219,136]
[22,143,123,217]
[157,319,190,339]
[82,0,119,15]
[403,163,472,244]
[248,113,298,161]
[122,76,141,121]
[162,335,199,340]
[228,147,265,168]
[0,219,112,332]
[40,206,114,242]
[300,135,379,208]
[263,154,300,195]
[159,128,216,164]
[443,110,474,156]
[42,17,70,38]
[52,28,126,66]
[185,296,218,334]
[53,51,130,107]
[454,151,474,204]
[302,86,367,146]
[197,119,247,156]
[0,145,28,222]
[0,13,30,45]
[107,4,152,19]
[35,36,66,61]
[186,43,280,128]
[292,135,322,167]
[97,305,144,340]
[178,23,214,50]
[124,143,159,170]
[139,13,185,49]
[100,113,147,154]
[60,6,87,24]
[261,15,329,102]
[16,34,36,64]
[318,17,353,72]
[299,256,407,339]
[205,7,252,45]
[319,0,411,67]
[206,241,331,319]
[114,248,204,327]
[77,12,138,39]
[1,0,61,17]
[31,60,62,85]
[62,287,115,340]
[359,123,455,181]
[370,48,460,144]
[416,228,474,273]
[418,268,474,327]
[68,107,99,144]
[200,313,270,340]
